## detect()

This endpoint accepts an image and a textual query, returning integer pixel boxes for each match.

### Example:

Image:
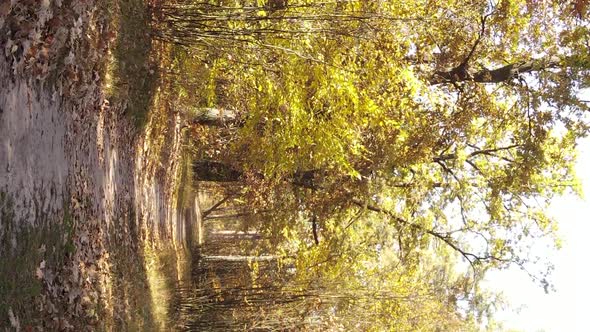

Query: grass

[143,243,191,331]
[104,0,159,129]
[102,218,157,331]
[0,191,75,329]
[0,194,190,330]
[96,0,199,329]
[99,213,193,331]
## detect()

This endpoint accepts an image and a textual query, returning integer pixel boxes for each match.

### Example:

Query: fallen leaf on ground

[8,308,20,329]
[36,260,46,279]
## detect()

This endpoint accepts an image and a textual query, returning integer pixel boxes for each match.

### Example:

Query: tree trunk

[209,230,264,241]
[194,160,243,182]
[193,160,319,188]
[189,108,241,127]
[201,255,282,262]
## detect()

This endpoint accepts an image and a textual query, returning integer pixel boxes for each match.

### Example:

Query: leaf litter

[1,0,191,330]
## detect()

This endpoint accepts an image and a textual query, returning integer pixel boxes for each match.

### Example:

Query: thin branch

[433,144,521,164]
[350,198,510,270]
[312,215,320,245]
[460,10,493,69]
[202,195,232,219]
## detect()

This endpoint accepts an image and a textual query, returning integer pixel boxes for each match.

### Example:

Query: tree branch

[312,215,320,245]
[433,144,521,163]
[431,56,563,85]
[350,198,509,269]
[202,195,232,219]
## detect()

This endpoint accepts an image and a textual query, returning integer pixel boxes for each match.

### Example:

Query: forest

[158,0,589,329]
[0,0,589,330]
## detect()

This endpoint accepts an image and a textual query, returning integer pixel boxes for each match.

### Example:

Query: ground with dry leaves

[1,0,198,330]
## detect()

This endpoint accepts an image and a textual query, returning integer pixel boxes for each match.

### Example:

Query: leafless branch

[202,195,232,219]
[350,198,510,271]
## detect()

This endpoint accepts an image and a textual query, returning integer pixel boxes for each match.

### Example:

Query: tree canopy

[155,0,589,329]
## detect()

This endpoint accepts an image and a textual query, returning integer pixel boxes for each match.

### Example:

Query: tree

[185,200,484,331]
[157,0,590,328]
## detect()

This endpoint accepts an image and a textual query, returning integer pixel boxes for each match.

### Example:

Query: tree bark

[209,230,264,240]
[201,255,283,262]
[194,160,243,182]
[430,56,562,85]
[193,160,319,188]
[188,108,241,127]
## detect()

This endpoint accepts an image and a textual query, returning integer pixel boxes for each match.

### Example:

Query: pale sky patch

[492,136,590,332]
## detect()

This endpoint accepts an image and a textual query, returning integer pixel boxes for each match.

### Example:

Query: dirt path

[0,1,197,330]
[0,58,69,233]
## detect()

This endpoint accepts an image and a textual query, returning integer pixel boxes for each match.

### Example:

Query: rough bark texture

[430,56,562,85]
[189,108,241,127]
[201,255,282,262]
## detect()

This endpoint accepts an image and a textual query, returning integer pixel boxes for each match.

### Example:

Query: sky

[491,136,590,332]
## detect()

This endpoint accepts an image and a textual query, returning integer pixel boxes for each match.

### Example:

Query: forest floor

[0,0,199,330]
